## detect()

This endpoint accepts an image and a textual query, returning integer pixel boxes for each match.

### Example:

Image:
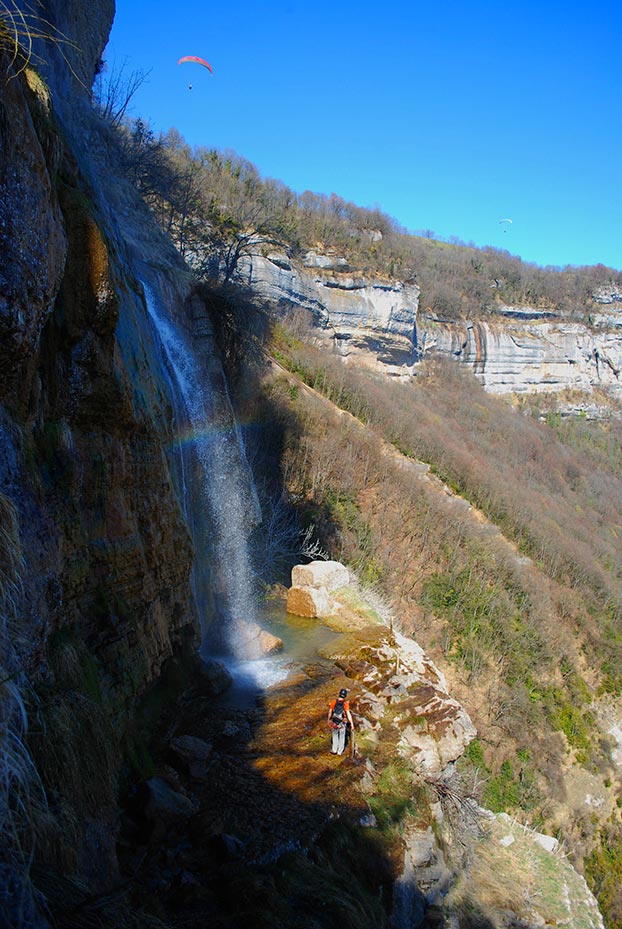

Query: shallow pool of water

[205,600,340,709]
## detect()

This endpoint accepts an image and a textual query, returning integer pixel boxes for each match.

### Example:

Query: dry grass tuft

[0,0,80,86]
[0,493,47,927]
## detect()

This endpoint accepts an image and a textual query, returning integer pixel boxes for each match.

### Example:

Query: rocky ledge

[420,308,622,397]
[233,248,622,398]
[237,252,420,374]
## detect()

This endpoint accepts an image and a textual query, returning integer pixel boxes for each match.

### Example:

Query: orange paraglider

[177,55,213,74]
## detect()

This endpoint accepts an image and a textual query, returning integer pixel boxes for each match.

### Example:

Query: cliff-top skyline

[107,0,621,271]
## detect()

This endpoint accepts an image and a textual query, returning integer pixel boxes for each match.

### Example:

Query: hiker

[327,688,354,755]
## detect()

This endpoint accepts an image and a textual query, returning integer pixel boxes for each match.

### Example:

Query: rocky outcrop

[287,562,477,778]
[235,246,622,397]
[419,307,622,396]
[325,623,477,779]
[237,252,420,373]
[287,559,350,618]
[411,291,622,400]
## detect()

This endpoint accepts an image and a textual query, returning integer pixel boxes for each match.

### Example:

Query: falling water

[143,283,263,664]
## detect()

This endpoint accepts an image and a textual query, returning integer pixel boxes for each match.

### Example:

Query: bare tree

[93,56,150,127]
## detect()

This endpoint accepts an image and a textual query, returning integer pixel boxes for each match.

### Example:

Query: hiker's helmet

[339,688,348,698]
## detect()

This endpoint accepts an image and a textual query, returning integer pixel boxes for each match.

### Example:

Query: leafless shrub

[429,770,489,846]
[92,56,150,127]
[299,524,330,562]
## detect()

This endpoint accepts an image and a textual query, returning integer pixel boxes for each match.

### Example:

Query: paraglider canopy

[178,55,213,74]
[498,218,513,224]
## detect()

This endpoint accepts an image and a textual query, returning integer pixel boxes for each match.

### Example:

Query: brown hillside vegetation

[232,320,622,925]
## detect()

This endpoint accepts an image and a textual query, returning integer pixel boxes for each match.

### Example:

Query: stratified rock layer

[420,304,622,396]
[238,252,420,373]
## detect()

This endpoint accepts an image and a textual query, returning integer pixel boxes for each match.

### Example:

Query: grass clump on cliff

[585,818,622,929]
[367,761,421,832]
[0,494,47,928]
[446,816,604,929]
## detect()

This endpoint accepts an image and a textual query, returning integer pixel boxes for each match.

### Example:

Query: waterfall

[142,283,262,663]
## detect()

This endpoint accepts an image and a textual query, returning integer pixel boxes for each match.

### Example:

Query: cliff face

[237,251,622,399]
[0,1,210,896]
[419,300,622,398]
[238,251,420,373]
[0,3,201,684]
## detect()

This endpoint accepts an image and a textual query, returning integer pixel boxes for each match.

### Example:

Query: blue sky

[105,1,621,271]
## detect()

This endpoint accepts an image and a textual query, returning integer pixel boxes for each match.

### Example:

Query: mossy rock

[319,625,394,662]
[322,586,386,632]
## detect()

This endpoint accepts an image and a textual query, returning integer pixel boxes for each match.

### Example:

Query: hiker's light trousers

[331,725,347,755]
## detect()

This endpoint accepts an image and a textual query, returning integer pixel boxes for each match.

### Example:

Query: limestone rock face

[16,0,115,97]
[237,249,622,398]
[420,306,622,397]
[397,686,478,777]
[0,62,67,402]
[324,625,476,778]
[237,253,420,374]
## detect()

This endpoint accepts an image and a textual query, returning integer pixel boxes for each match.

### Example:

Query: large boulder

[142,777,198,840]
[169,735,213,779]
[291,560,350,591]
[198,658,234,696]
[236,621,284,656]
[287,560,350,618]
[286,585,331,618]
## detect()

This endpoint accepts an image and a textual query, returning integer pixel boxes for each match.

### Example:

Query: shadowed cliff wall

[0,0,230,904]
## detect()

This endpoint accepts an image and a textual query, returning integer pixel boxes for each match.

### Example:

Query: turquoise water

[212,600,339,709]
[261,600,339,662]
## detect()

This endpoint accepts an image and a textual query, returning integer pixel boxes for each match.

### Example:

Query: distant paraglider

[178,56,213,90]
[499,218,513,233]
